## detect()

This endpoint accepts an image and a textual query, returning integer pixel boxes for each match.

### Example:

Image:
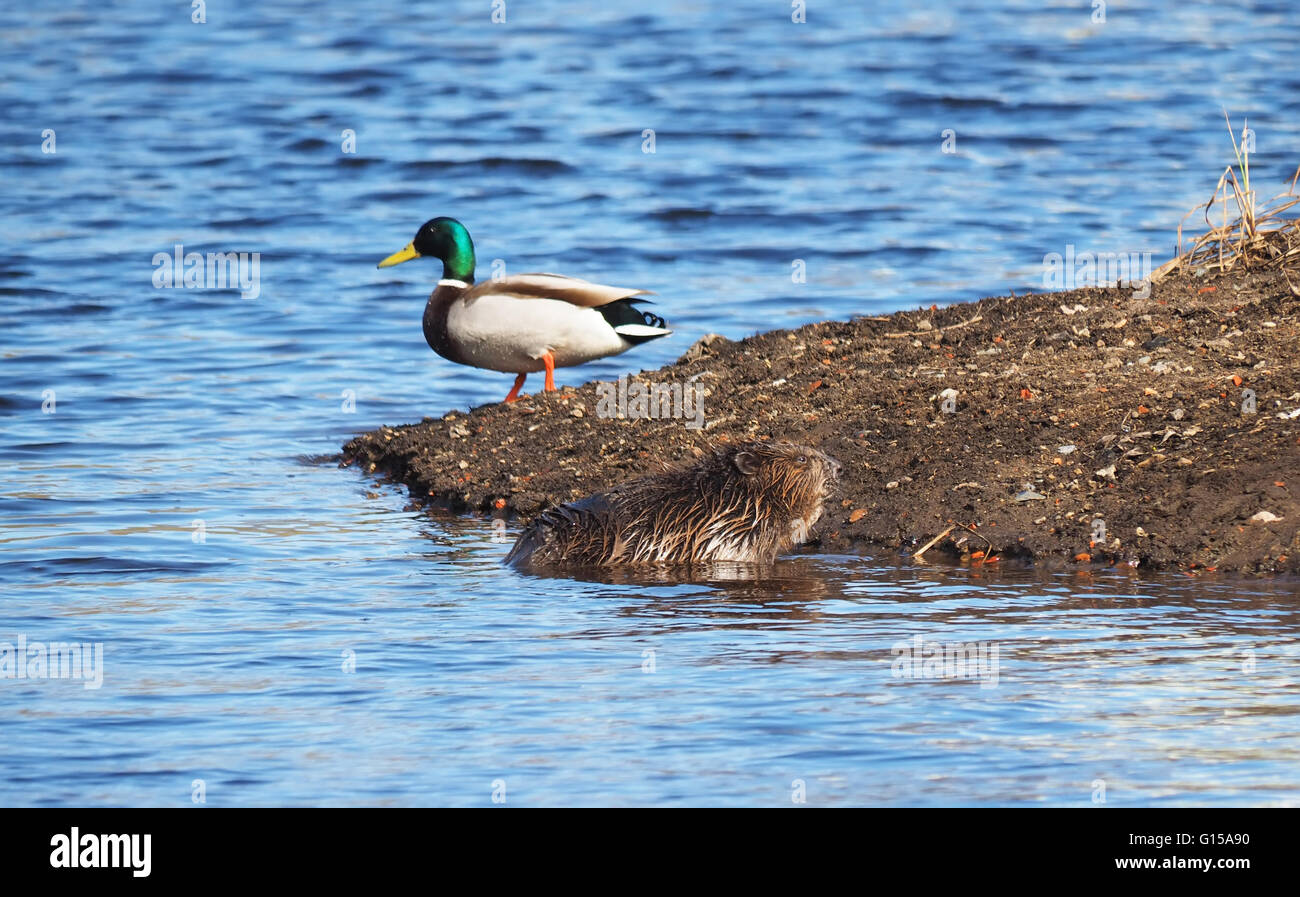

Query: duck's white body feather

[446,290,637,373]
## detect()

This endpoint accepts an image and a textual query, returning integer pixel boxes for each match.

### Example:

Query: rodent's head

[724,441,842,512]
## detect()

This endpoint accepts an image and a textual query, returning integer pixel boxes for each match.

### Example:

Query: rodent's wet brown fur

[505,441,841,567]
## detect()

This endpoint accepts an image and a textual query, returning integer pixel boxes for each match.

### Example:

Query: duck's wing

[461,273,655,308]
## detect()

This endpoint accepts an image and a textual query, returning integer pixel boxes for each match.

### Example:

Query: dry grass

[1151,112,1300,293]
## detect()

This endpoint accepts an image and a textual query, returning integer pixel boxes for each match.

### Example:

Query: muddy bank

[342,269,1300,574]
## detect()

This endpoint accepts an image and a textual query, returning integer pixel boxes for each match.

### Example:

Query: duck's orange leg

[542,351,556,392]
[504,372,527,403]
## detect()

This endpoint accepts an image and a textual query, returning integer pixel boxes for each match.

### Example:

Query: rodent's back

[503,491,622,566]
[505,442,840,568]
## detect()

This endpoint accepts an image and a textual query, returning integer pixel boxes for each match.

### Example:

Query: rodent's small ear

[734,451,760,476]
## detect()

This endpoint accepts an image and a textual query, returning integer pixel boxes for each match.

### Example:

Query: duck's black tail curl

[599,297,672,343]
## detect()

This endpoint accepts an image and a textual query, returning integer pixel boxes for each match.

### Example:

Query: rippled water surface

[2,1,1299,806]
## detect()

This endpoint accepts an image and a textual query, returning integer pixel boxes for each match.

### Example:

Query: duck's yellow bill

[377,242,420,268]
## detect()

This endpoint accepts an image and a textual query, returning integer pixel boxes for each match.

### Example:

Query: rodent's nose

[831,457,843,478]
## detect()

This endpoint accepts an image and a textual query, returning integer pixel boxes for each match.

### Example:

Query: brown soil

[342,269,1300,574]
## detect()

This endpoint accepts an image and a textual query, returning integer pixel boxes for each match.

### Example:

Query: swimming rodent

[504,441,842,567]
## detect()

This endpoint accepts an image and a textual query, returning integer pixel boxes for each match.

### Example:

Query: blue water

[2,0,1299,806]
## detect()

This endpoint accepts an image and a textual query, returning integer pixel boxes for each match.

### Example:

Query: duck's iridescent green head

[377,217,476,281]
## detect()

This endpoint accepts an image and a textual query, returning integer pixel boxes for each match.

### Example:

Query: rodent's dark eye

[797,455,807,464]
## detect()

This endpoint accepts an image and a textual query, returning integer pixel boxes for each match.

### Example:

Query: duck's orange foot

[542,351,556,392]
[504,372,527,403]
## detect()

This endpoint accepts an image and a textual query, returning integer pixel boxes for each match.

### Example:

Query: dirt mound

[343,269,1300,574]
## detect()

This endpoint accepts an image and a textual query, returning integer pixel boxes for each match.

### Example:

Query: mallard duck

[377,217,672,402]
